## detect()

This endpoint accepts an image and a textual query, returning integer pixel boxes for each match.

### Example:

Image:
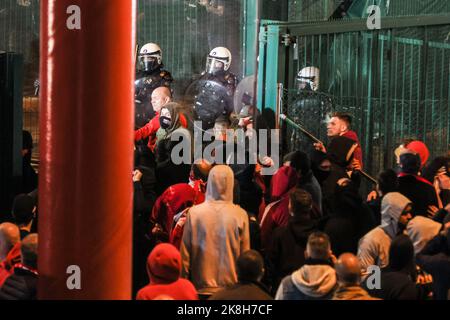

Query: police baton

[280,114,377,185]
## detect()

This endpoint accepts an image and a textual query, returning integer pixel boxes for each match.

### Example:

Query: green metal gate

[258,15,450,178]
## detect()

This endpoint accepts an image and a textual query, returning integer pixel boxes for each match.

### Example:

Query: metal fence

[2,0,246,161]
[2,1,450,178]
[259,16,450,182]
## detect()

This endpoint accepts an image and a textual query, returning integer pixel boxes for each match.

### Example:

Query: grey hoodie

[407,216,442,254]
[358,192,411,274]
[380,192,412,239]
[275,264,337,300]
[180,165,250,295]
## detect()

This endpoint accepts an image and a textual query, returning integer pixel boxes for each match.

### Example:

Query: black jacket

[323,184,376,256]
[298,172,323,217]
[267,215,317,292]
[367,196,382,226]
[155,134,191,195]
[363,267,422,300]
[398,174,439,217]
[416,234,450,300]
[133,165,157,216]
[0,267,37,300]
[321,136,360,216]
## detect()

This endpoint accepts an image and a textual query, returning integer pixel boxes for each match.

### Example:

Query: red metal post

[38,0,136,299]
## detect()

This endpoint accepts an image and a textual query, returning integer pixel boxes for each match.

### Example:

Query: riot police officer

[187,47,237,130]
[135,43,173,129]
[288,66,333,154]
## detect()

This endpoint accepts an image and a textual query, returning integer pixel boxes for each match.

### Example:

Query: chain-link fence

[282,24,450,180]
[2,0,450,177]
[137,0,244,98]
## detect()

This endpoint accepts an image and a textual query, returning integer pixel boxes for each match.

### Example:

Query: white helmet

[206,47,232,75]
[139,43,162,72]
[296,66,320,91]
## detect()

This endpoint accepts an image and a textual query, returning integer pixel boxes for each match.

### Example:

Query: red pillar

[38,0,135,299]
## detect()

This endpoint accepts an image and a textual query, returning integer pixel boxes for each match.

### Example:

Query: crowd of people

[1,43,450,301]
[127,72,450,300]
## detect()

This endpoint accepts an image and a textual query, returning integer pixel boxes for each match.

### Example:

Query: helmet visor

[139,55,159,72]
[295,76,315,91]
[206,57,225,75]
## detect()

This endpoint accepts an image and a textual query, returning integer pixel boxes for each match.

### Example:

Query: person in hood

[210,250,272,300]
[267,188,318,293]
[284,151,322,216]
[155,102,192,195]
[275,232,337,300]
[180,165,250,297]
[150,183,202,244]
[259,166,298,250]
[406,216,442,255]
[333,253,379,300]
[358,192,413,275]
[310,150,332,186]
[320,135,359,216]
[136,243,198,300]
[324,178,376,257]
[364,234,425,300]
[397,153,439,217]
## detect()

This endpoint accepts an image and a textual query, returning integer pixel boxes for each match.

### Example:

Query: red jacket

[169,180,207,249]
[342,130,363,169]
[151,183,203,235]
[259,166,298,250]
[0,243,21,288]
[135,113,188,152]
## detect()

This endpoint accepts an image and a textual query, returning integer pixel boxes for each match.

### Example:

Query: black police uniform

[191,71,237,130]
[287,89,333,154]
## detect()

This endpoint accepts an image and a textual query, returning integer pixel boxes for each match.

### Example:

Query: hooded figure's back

[180,165,250,295]
[358,192,411,274]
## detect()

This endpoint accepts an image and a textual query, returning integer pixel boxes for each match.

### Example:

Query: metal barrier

[257,16,450,180]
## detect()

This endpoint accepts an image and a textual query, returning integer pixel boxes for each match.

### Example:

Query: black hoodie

[324,183,376,256]
[321,136,358,215]
[267,215,318,293]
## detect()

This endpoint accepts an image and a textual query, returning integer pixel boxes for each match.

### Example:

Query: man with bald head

[333,253,378,300]
[0,223,21,287]
[135,86,173,153]
[135,87,189,157]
